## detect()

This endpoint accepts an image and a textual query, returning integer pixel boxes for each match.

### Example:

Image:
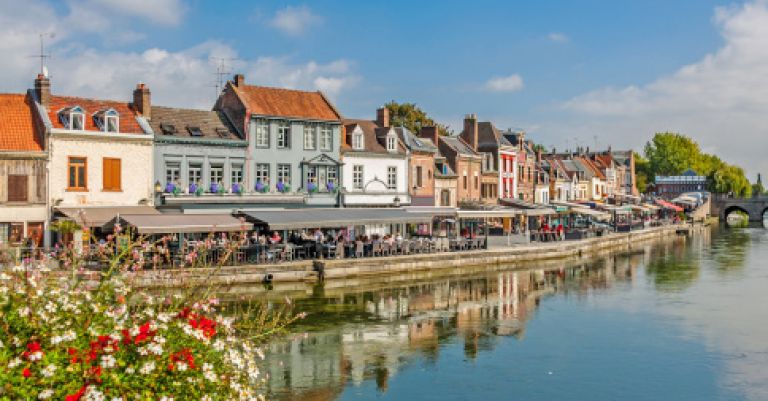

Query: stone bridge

[711,196,768,222]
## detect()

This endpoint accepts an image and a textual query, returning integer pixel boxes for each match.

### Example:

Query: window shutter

[7,175,28,202]
[103,158,121,191]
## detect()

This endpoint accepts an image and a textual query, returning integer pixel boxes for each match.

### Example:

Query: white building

[33,76,155,239]
[341,117,409,207]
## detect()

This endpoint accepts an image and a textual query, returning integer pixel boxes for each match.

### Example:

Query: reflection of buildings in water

[265,259,633,399]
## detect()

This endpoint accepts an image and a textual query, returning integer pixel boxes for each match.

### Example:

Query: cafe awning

[571,207,612,220]
[56,206,160,227]
[240,208,434,230]
[656,199,684,212]
[104,214,251,234]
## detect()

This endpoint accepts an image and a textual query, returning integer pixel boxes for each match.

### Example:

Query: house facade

[502,129,536,202]
[402,124,438,207]
[654,169,707,198]
[0,92,47,246]
[435,135,482,206]
[33,76,155,228]
[417,126,456,208]
[340,110,409,207]
[215,74,343,207]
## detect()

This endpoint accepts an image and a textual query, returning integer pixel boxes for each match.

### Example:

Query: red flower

[65,386,87,401]
[189,317,217,338]
[22,367,31,378]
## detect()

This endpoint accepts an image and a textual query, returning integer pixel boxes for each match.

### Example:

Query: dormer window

[94,108,119,133]
[160,123,177,135]
[59,106,85,130]
[386,134,397,152]
[352,131,364,150]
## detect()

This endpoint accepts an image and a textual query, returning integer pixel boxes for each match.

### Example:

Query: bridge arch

[723,205,753,221]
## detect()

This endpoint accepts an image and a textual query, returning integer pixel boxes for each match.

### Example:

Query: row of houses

[0,73,637,246]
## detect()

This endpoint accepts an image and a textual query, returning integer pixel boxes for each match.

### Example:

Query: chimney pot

[133,83,151,120]
[376,107,390,128]
[234,74,245,87]
[34,75,51,108]
[462,113,479,150]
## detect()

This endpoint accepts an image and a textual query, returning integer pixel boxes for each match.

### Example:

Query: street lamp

[154,180,163,194]
[393,196,401,207]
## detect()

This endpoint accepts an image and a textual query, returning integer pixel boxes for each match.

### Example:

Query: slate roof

[0,93,43,152]
[149,106,242,140]
[441,136,478,156]
[233,85,341,121]
[395,127,437,153]
[47,96,144,134]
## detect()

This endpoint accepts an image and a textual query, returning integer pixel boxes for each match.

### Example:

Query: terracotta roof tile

[234,85,341,121]
[0,93,43,152]
[47,95,144,134]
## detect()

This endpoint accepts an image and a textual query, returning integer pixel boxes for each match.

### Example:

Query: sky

[0,0,766,179]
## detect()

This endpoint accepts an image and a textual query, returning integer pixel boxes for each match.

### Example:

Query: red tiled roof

[47,96,144,134]
[233,85,341,121]
[0,93,43,152]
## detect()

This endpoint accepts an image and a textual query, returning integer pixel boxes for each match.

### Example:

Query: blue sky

[0,0,765,178]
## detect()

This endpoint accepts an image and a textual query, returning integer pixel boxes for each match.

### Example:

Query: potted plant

[232,182,243,195]
[189,182,201,196]
[326,181,336,193]
[209,182,219,194]
[307,181,317,193]
[164,181,176,194]
[216,182,225,195]
[277,180,290,193]
[255,180,268,193]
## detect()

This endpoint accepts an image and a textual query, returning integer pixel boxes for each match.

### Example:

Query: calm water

[256,223,768,401]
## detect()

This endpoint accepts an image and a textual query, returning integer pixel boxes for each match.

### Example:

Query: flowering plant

[209,182,219,194]
[189,182,198,195]
[165,182,176,194]
[232,182,243,195]
[276,181,290,193]
[307,182,317,193]
[326,182,336,193]
[0,232,300,400]
[254,181,267,193]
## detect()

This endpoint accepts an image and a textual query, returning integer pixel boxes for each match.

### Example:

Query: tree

[385,101,452,136]
[634,152,650,193]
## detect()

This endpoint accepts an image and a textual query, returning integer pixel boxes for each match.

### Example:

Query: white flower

[28,351,43,361]
[101,354,116,369]
[176,361,188,372]
[8,357,22,368]
[125,366,135,374]
[139,361,156,375]
[201,396,213,401]
[159,397,174,401]
[41,364,57,377]
[38,389,54,400]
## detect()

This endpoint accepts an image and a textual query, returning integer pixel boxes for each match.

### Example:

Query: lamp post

[393,196,401,208]
[154,180,163,206]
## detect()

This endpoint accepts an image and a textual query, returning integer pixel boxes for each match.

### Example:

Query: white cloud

[547,32,569,43]
[0,0,357,109]
[81,0,186,25]
[485,74,524,92]
[559,0,768,178]
[270,5,323,37]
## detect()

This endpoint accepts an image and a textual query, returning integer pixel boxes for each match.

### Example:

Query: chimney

[133,83,151,120]
[233,74,245,87]
[34,74,51,108]
[376,107,390,128]
[518,131,525,150]
[420,126,439,146]
[463,113,478,150]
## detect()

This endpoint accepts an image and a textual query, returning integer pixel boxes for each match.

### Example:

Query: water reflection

[260,251,647,400]
[238,225,768,401]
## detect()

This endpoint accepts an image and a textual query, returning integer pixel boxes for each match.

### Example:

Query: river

[257,223,768,401]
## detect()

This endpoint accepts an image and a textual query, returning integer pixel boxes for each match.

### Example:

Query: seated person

[269,231,281,244]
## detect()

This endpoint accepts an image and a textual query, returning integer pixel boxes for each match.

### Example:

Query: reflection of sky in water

[262,226,766,401]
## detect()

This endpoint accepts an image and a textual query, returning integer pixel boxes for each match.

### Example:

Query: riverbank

[130,224,699,288]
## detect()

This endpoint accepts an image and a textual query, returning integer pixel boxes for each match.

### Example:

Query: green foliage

[385,101,452,136]
[643,132,751,196]
[49,220,81,235]
[634,152,650,193]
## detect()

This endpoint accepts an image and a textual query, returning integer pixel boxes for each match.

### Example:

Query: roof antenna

[31,32,55,77]
[210,56,238,99]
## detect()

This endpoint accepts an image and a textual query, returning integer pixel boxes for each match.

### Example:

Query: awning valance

[104,214,251,234]
[56,206,160,227]
[656,200,684,212]
[240,208,434,230]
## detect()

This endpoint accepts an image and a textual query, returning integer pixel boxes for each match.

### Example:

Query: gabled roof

[48,95,144,134]
[0,93,43,152]
[342,119,405,155]
[149,106,242,141]
[476,121,502,149]
[232,84,341,121]
[441,136,478,157]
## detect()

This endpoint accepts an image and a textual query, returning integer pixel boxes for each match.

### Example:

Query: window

[463,171,468,189]
[255,164,270,184]
[165,163,180,184]
[387,135,397,152]
[94,109,119,133]
[440,190,451,206]
[7,175,28,202]
[72,111,84,130]
[277,164,291,185]
[474,172,479,190]
[307,166,317,186]
[353,165,364,189]
[387,166,397,190]
[327,166,338,186]
[255,119,269,148]
[188,164,202,185]
[102,158,121,191]
[1,223,24,244]
[106,114,118,133]
[187,126,203,137]
[415,166,423,188]
[68,157,87,190]
[210,164,224,184]
[231,164,244,184]
[352,132,364,150]
[320,125,333,151]
[277,121,290,149]
[303,124,316,150]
